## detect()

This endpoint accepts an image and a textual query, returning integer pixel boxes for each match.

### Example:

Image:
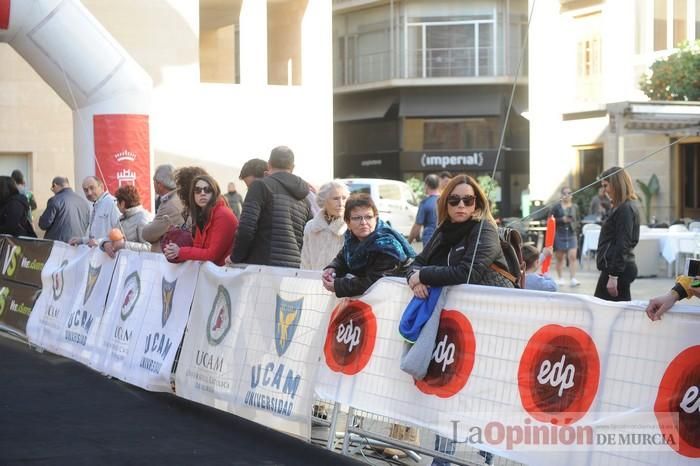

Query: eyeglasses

[563,191,572,195]
[447,195,476,207]
[350,215,375,223]
[193,186,213,194]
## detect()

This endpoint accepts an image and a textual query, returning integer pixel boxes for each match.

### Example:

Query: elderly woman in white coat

[300,180,349,270]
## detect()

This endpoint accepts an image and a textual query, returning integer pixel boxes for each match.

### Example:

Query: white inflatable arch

[0,0,153,207]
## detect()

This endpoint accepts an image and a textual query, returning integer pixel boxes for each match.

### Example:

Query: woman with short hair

[300,180,349,270]
[595,166,641,301]
[322,194,414,297]
[103,185,152,256]
[163,175,238,266]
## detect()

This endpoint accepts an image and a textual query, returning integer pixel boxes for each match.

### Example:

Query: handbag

[160,223,193,261]
[399,287,444,380]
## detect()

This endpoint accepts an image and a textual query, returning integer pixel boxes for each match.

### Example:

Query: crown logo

[114,150,137,162]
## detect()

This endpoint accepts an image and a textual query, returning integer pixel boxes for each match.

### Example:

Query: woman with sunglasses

[322,193,415,297]
[163,175,238,265]
[550,186,580,287]
[407,174,514,299]
[594,167,640,301]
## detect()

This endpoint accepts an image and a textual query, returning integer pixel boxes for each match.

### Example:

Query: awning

[398,89,503,118]
[608,101,700,134]
[334,94,396,122]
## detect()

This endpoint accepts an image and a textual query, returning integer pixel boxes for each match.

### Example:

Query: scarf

[424,219,478,266]
[343,219,415,273]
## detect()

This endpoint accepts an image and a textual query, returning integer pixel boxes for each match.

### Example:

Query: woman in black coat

[595,166,641,301]
[0,176,36,237]
[407,174,514,298]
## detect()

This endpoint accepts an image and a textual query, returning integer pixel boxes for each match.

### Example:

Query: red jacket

[179,199,238,266]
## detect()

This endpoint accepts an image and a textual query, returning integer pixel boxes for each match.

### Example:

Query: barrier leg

[341,406,355,456]
[326,401,341,451]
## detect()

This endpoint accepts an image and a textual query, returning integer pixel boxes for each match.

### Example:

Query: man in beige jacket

[142,164,185,252]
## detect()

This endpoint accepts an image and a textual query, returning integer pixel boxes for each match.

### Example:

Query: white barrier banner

[316,279,700,466]
[91,251,200,392]
[175,264,331,439]
[27,244,116,366]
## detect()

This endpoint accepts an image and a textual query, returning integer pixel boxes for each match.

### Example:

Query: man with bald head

[69,176,120,247]
[39,176,91,243]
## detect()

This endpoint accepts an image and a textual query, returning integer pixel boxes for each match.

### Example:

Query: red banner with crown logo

[93,114,151,210]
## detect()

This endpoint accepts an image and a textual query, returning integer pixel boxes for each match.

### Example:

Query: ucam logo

[1,244,21,277]
[161,278,176,327]
[415,310,475,398]
[275,295,303,357]
[207,285,231,346]
[120,271,141,321]
[83,263,102,305]
[518,325,600,425]
[324,300,376,376]
[654,345,700,458]
[52,260,68,301]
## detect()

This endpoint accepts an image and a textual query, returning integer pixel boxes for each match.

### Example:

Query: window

[423,118,498,150]
[681,143,700,218]
[379,184,401,201]
[577,147,603,190]
[654,0,668,50]
[268,0,308,85]
[574,12,601,104]
[199,0,241,84]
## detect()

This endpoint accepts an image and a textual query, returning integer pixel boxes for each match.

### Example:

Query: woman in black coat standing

[594,166,640,301]
[0,176,36,237]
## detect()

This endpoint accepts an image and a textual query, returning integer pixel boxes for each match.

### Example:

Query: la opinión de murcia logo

[415,310,476,398]
[324,300,376,376]
[113,150,136,162]
[518,325,600,425]
[654,345,700,458]
[207,285,231,346]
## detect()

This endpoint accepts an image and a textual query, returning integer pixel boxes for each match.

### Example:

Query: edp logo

[336,319,361,353]
[432,335,455,372]
[537,354,575,398]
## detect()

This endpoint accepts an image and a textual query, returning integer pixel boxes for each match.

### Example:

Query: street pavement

[0,336,361,466]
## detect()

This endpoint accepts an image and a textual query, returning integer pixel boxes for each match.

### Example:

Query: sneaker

[556,278,566,286]
[570,278,581,287]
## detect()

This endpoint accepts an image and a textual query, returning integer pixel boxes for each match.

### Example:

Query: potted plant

[636,174,660,225]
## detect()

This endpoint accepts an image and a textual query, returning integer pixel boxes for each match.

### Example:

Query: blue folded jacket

[399,286,442,343]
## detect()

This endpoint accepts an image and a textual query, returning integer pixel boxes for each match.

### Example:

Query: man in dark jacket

[231,146,311,268]
[38,176,91,242]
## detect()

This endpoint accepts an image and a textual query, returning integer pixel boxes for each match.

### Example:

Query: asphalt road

[0,335,360,466]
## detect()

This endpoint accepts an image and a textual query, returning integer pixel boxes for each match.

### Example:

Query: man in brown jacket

[142,164,185,252]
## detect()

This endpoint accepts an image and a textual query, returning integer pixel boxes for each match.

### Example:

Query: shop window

[199,0,241,83]
[423,118,498,150]
[268,0,308,85]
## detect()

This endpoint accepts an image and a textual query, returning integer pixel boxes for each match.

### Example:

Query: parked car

[339,178,418,237]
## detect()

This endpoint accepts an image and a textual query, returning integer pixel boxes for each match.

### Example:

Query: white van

[339,178,418,237]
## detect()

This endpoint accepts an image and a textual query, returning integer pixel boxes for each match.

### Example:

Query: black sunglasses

[193,186,213,194]
[447,195,476,207]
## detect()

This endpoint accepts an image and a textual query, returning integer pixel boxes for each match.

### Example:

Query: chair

[580,224,601,269]
[676,233,700,275]
[689,221,700,233]
[669,224,689,233]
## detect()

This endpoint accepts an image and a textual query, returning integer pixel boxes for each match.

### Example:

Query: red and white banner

[91,251,200,392]
[0,0,9,30]
[93,114,151,210]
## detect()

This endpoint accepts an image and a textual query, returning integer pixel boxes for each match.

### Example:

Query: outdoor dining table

[581,228,700,276]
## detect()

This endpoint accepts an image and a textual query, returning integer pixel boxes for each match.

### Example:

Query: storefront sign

[400,150,502,172]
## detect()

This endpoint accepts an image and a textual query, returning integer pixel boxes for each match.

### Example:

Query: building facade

[529,0,700,223]
[0,0,332,220]
[333,0,530,217]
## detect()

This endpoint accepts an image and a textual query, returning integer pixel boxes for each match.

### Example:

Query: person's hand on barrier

[607,275,618,297]
[164,243,180,261]
[111,238,126,255]
[224,256,233,267]
[68,237,80,246]
[321,268,336,293]
[86,238,98,248]
[542,246,553,258]
[412,283,429,299]
[645,291,679,321]
[408,270,421,289]
[102,241,116,258]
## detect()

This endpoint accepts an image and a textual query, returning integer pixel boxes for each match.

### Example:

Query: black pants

[594,262,637,301]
